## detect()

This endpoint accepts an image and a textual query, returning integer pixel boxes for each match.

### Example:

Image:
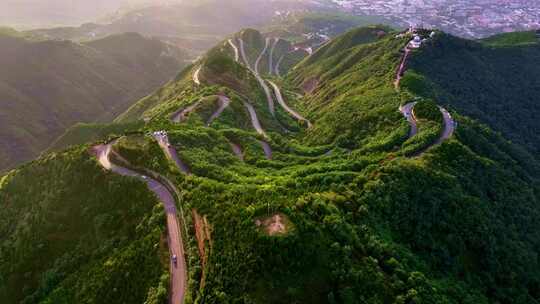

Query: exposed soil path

[268,80,312,128]
[227,39,239,62]
[394,47,411,90]
[206,96,231,126]
[91,143,187,304]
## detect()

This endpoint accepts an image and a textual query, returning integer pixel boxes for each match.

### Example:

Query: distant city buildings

[329,0,540,38]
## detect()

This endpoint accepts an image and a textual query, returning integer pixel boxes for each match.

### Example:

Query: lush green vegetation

[404,31,540,157]
[0,32,188,172]
[0,147,168,304]
[2,26,540,304]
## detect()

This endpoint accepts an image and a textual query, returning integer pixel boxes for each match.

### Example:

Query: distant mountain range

[0,0,183,29]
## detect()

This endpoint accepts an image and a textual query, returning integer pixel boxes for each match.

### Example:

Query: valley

[1,11,540,304]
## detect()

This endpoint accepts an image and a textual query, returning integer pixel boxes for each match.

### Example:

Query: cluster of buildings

[329,0,540,38]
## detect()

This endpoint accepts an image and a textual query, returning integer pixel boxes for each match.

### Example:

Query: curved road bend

[394,47,411,90]
[193,66,202,85]
[275,55,284,77]
[229,142,244,161]
[92,144,187,304]
[268,80,312,128]
[269,38,279,75]
[238,37,276,115]
[254,37,270,76]
[206,96,231,126]
[243,102,272,160]
[399,102,456,146]
[227,39,239,62]
[238,38,253,71]
[171,101,201,123]
[153,133,191,175]
[435,107,455,144]
[399,102,418,137]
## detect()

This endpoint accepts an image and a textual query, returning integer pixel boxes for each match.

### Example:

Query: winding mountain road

[171,101,201,123]
[238,37,276,115]
[400,102,456,150]
[154,133,191,175]
[193,67,202,85]
[255,38,270,76]
[92,143,187,304]
[238,38,252,71]
[269,38,279,75]
[244,102,272,159]
[206,96,231,126]
[227,39,239,62]
[399,102,418,137]
[268,80,312,128]
[244,102,268,138]
[275,55,284,77]
[436,107,455,144]
[229,142,244,161]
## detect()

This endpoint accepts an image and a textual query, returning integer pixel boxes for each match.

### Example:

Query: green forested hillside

[403,31,540,156]
[0,32,188,171]
[1,26,540,304]
[0,147,169,304]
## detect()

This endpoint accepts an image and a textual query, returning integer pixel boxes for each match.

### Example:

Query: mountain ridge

[1,26,540,304]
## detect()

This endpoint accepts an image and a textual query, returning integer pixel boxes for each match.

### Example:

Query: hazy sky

[0,0,183,29]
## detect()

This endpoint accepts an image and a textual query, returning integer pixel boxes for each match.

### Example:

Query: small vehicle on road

[172,254,177,267]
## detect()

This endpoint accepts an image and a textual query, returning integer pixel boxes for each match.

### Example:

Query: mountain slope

[402,31,540,156]
[0,32,187,171]
[1,27,540,304]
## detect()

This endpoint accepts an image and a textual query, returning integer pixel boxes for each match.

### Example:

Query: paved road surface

[268,80,312,128]
[193,67,202,85]
[171,101,201,123]
[238,38,252,71]
[244,102,268,138]
[227,39,239,62]
[259,140,273,160]
[255,38,270,75]
[229,142,244,161]
[275,55,284,77]
[243,102,273,159]
[400,103,456,149]
[399,102,418,137]
[436,107,456,144]
[206,96,231,126]
[238,37,276,115]
[92,143,187,304]
[269,38,279,75]
[153,133,191,175]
